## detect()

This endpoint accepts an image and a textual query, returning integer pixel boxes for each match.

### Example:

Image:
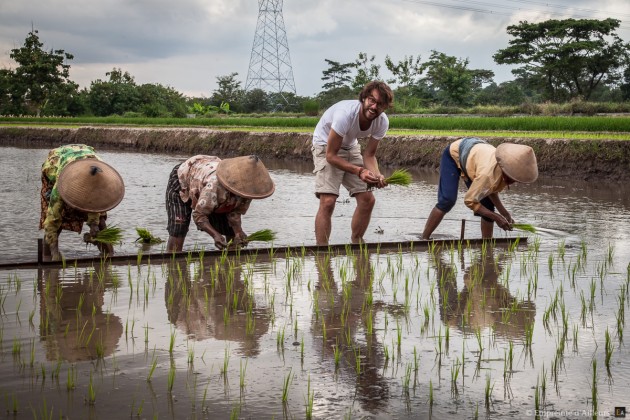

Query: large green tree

[351,52,380,91]
[384,54,423,88]
[210,72,243,111]
[87,68,139,116]
[421,50,494,106]
[321,59,354,91]
[9,29,78,116]
[493,18,630,101]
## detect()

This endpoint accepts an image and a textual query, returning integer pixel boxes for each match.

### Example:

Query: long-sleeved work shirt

[449,139,508,213]
[40,144,102,245]
[177,155,251,230]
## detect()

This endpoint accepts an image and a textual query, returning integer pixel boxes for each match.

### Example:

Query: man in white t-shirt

[312,80,394,245]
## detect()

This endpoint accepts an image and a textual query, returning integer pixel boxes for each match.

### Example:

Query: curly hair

[358,81,394,108]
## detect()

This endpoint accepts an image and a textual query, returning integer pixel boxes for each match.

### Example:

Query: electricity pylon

[245,0,296,100]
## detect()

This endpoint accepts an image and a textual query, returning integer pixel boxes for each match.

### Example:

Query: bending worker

[40,144,125,261]
[422,138,538,239]
[166,155,275,252]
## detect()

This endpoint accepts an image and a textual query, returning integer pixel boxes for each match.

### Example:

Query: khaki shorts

[312,144,370,197]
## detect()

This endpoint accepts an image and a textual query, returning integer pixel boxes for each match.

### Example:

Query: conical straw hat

[216,155,275,199]
[57,159,125,212]
[495,143,538,184]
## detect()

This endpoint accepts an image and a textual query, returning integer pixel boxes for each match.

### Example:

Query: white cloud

[1,0,628,97]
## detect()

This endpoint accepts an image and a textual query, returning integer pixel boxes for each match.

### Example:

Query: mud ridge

[1,126,628,181]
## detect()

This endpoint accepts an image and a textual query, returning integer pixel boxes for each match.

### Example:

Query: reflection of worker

[166,155,275,252]
[312,81,394,245]
[312,251,389,410]
[38,267,123,362]
[40,145,125,261]
[165,260,270,356]
[434,248,535,339]
[422,139,538,239]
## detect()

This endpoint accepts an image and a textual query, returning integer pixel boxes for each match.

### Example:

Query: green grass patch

[2,115,630,132]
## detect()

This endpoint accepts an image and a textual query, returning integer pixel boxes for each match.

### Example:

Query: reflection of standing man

[312,81,394,245]
[312,251,389,410]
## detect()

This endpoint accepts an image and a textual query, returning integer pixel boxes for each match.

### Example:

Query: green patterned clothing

[40,144,103,245]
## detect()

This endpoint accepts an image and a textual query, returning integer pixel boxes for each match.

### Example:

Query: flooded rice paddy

[0,146,629,418]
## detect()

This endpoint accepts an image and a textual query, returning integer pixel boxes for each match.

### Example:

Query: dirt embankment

[1,126,629,181]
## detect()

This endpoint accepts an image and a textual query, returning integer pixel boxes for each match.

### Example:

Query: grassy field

[2,115,630,140]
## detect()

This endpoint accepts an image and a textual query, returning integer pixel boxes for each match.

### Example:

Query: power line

[502,0,630,19]
[396,0,630,30]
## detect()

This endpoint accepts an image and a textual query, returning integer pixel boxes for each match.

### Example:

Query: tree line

[1,18,629,117]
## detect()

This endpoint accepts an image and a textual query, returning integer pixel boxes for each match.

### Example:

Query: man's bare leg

[350,192,375,243]
[315,194,337,245]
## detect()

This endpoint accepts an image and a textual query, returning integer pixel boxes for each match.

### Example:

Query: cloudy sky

[1,0,629,98]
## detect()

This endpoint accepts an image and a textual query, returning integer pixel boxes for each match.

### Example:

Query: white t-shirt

[312,100,389,149]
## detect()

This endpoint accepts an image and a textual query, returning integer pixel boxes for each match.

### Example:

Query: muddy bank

[1,126,628,181]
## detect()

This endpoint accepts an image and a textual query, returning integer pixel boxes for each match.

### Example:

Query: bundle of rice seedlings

[512,223,537,233]
[247,229,277,242]
[92,225,124,244]
[135,227,163,244]
[384,169,412,186]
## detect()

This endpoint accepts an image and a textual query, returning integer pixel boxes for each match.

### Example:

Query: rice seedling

[169,329,176,355]
[135,227,163,244]
[428,379,434,407]
[305,374,314,420]
[384,168,412,186]
[12,337,21,358]
[187,344,195,365]
[450,359,461,396]
[86,371,96,405]
[10,394,18,414]
[239,358,248,389]
[403,363,413,395]
[221,345,230,377]
[281,368,293,403]
[95,335,105,359]
[591,358,598,415]
[484,374,494,408]
[604,328,613,374]
[167,362,176,393]
[333,341,342,369]
[512,223,536,233]
[66,365,76,391]
[92,225,124,245]
[147,347,158,382]
[276,326,286,350]
[353,346,362,375]
[247,229,277,242]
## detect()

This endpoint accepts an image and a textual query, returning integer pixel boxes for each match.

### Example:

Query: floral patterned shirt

[40,144,102,245]
[177,155,251,229]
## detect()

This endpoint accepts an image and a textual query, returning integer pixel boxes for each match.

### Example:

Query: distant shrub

[569,99,597,116]
[302,100,319,116]
[122,112,143,118]
[468,105,518,116]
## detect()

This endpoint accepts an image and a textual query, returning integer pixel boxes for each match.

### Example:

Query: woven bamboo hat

[57,159,125,212]
[495,143,538,184]
[216,155,275,199]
